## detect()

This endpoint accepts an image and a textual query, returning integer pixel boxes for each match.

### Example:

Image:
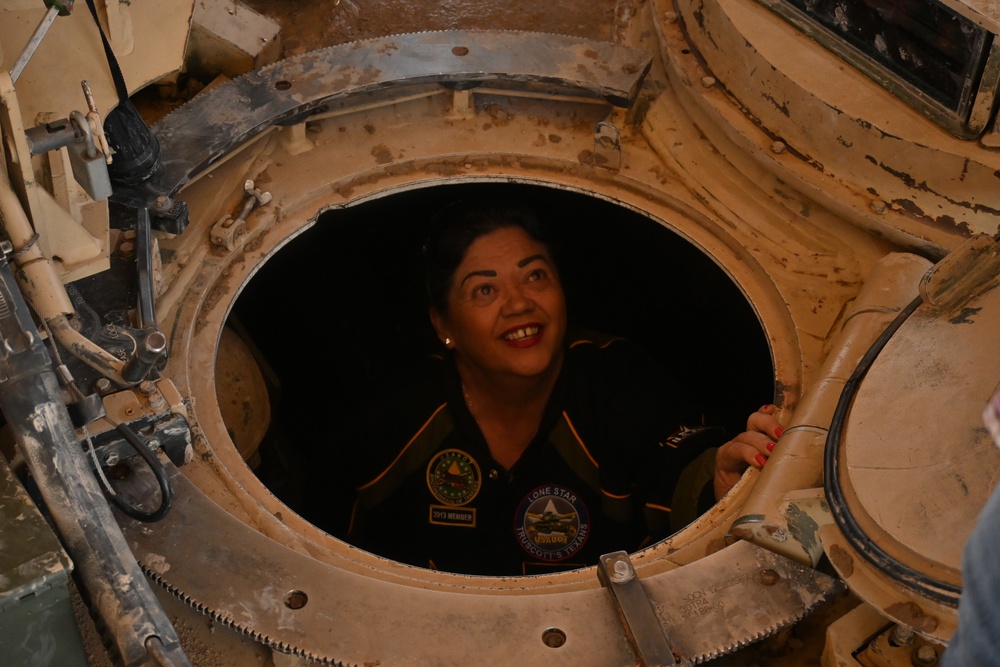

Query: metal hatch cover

[118,462,841,665]
[839,273,1000,577]
[823,235,1000,640]
[147,30,653,196]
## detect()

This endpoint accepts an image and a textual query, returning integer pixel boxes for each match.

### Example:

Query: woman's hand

[714,404,784,499]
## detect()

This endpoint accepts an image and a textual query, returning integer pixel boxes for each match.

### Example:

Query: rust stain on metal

[891,197,973,236]
[949,307,981,324]
[885,602,939,633]
[827,544,854,577]
[761,92,790,117]
[370,144,394,164]
[865,155,1000,218]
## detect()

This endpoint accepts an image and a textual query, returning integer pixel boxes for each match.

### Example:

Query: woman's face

[431,226,567,382]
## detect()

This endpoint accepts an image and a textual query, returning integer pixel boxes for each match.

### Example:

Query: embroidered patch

[426,449,481,506]
[515,485,589,562]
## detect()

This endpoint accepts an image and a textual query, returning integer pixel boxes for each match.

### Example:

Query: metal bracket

[211,180,271,251]
[210,215,246,251]
[598,551,690,667]
[593,122,622,171]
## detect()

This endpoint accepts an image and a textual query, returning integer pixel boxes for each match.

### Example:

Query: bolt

[913,644,938,665]
[871,199,887,214]
[219,180,273,236]
[104,452,120,467]
[147,438,161,451]
[154,195,171,210]
[770,141,786,154]
[611,559,633,583]
[149,393,166,411]
[138,380,156,395]
[891,624,915,647]
[94,378,112,394]
[701,76,716,88]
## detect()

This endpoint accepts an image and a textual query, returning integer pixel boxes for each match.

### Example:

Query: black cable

[103,423,174,523]
[824,294,962,605]
[84,0,162,185]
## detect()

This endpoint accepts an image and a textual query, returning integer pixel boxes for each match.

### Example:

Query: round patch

[515,485,590,562]
[426,449,481,506]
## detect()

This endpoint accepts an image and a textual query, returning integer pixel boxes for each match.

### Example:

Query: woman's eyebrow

[459,269,497,286]
[517,254,548,268]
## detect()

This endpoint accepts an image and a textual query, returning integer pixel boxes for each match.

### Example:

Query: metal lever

[9,0,75,83]
[121,207,167,384]
[598,551,691,667]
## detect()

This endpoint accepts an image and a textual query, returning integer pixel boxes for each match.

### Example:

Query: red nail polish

[767,442,775,452]
[775,427,784,438]
[755,454,767,467]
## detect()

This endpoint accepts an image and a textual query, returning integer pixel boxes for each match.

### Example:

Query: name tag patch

[429,505,476,527]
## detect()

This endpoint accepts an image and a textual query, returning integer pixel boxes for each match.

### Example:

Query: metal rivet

[664,11,678,22]
[770,141,786,154]
[488,469,499,480]
[701,76,716,88]
[871,199,887,214]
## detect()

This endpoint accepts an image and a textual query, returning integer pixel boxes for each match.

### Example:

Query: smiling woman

[303,197,777,575]
[223,182,778,575]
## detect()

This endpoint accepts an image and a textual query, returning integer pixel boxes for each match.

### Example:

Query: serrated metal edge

[691,583,842,664]
[140,550,841,666]
[140,562,354,667]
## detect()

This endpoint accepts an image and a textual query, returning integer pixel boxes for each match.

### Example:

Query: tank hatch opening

[220,182,774,573]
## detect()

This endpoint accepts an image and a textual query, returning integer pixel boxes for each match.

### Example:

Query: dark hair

[423,200,552,313]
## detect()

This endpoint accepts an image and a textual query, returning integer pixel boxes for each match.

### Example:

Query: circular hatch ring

[131,30,833,664]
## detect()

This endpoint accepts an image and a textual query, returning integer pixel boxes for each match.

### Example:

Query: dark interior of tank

[225,182,774,544]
